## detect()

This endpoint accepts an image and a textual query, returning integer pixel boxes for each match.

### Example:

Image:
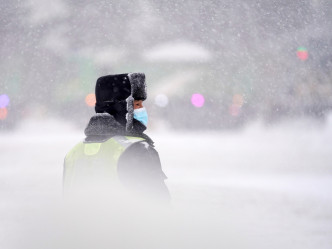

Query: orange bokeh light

[232,94,244,107]
[0,108,8,120]
[229,94,244,116]
[85,93,96,107]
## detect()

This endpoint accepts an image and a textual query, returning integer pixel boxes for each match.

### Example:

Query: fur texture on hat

[126,73,146,131]
[94,72,147,131]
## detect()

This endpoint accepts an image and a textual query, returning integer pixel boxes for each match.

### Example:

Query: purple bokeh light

[0,94,10,108]
[191,93,205,108]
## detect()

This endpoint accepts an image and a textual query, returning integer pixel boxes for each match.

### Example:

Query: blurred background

[1,0,331,130]
[1,1,332,249]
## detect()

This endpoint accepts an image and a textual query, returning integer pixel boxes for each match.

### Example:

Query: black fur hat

[95,73,146,131]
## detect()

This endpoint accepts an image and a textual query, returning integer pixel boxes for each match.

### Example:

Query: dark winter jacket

[82,113,170,201]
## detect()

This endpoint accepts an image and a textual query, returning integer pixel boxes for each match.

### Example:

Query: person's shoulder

[120,138,158,160]
[127,139,154,153]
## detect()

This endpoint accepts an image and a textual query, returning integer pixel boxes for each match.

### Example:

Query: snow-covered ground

[1,116,332,249]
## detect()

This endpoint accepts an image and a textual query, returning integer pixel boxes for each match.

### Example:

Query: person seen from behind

[63,73,170,203]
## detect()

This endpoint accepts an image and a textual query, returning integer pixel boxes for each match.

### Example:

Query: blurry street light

[0,108,8,120]
[85,93,96,107]
[229,94,244,117]
[191,93,205,108]
[155,94,169,107]
[232,94,244,107]
[297,47,308,61]
[0,94,10,108]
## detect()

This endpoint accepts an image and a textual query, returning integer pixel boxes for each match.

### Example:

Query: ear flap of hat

[125,95,134,131]
[125,72,147,131]
[128,73,146,101]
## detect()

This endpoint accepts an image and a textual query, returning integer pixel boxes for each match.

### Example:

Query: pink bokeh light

[191,93,205,108]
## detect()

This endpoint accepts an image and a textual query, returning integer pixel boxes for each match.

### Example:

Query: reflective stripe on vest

[63,136,145,192]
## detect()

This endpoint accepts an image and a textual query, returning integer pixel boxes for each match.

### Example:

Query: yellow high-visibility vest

[63,135,145,194]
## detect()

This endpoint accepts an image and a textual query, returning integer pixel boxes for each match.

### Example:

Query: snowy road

[1,118,332,249]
